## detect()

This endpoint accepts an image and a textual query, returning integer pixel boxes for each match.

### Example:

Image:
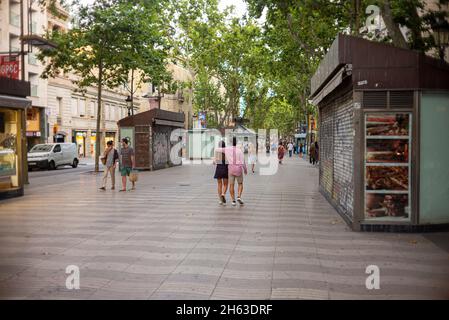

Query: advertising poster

[365,113,412,221]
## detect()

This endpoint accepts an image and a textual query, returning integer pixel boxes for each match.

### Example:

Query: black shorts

[214,164,229,179]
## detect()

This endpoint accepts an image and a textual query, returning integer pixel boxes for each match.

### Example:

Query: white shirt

[288,143,294,151]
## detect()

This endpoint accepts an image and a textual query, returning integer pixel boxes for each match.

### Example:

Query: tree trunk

[94,62,103,173]
[353,0,362,35]
[130,68,135,116]
[381,0,409,49]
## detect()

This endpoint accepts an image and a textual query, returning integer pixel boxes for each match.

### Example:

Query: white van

[28,143,79,170]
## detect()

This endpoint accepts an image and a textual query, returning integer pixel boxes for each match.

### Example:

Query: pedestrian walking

[309,141,316,165]
[248,142,257,173]
[314,141,319,165]
[99,140,118,191]
[278,142,286,164]
[215,137,248,206]
[119,138,135,192]
[299,143,304,158]
[214,141,229,205]
[287,141,294,158]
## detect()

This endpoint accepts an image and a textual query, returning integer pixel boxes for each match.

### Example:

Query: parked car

[28,143,79,170]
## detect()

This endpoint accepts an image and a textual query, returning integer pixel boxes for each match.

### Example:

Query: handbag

[101,148,112,166]
[129,170,139,183]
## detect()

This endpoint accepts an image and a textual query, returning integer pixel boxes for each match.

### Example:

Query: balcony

[0,77,31,97]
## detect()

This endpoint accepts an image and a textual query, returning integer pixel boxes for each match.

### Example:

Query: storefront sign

[198,112,207,129]
[26,131,41,137]
[0,56,20,80]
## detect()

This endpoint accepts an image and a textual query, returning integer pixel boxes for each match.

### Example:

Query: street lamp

[126,95,133,117]
[432,17,449,61]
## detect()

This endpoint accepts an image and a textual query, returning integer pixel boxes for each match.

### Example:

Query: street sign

[0,56,20,79]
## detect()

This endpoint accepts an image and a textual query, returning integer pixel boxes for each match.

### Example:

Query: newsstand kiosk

[310,34,449,232]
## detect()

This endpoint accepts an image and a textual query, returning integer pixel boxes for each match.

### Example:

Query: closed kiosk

[310,34,449,232]
[117,109,185,171]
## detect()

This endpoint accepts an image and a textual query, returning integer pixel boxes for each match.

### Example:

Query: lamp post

[126,95,133,117]
[432,17,449,61]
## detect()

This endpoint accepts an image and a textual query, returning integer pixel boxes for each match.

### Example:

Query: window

[53,145,61,153]
[0,109,22,191]
[28,73,38,97]
[114,105,118,120]
[109,105,115,120]
[28,52,38,65]
[9,34,20,53]
[105,104,110,120]
[57,97,63,116]
[71,98,78,116]
[90,101,95,117]
[79,99,86,116]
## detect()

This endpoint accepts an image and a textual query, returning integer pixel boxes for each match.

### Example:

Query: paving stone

[0,157,448,299]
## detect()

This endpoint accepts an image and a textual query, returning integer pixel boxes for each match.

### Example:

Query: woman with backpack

[99,140,119,191]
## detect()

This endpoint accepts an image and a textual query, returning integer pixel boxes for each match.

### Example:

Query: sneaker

[232,200,237,206]
[99,187,106,191]
[237,198,244,205]
[221,195,226,204]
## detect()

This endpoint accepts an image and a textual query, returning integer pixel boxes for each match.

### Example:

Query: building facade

[1,1,195,160]
[0,0,50,150]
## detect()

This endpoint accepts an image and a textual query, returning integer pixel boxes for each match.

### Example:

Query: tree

[173,0,267,127]
[39,0,171,172]
[192,67,227,128]
[246,0,349,136]
[118,0,173,115]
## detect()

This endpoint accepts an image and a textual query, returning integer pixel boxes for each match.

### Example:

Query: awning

[154,119,185,128]
[0,95,32,109]
[311,65,351,106]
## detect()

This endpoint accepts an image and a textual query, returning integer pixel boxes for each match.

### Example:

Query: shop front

[26,106,45,150]
[310,34,449,232]
[104,131,117,149]
[89,131,96,157]
[73,130,87,158]
[0,78,31,200]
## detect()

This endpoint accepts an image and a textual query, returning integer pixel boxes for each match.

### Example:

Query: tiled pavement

[0,156,448,300]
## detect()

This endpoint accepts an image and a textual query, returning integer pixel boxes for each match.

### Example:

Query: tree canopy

[39,0,172,171]
[38,0,449,139]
